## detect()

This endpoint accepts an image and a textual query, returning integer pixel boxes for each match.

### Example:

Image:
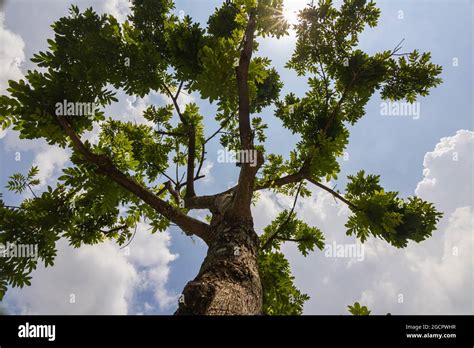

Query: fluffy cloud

[0,13,54,162]
[0,12,25,94]
[409,207,472,313]
[415,129,473,214]
[0,11,24,140]
[4,224,178,314]
[253,130,473,314]
[32,145,70,188]
[199,160,214,184]
[125,222,179,310]
[4,239,138,314]
[103,0,131,23]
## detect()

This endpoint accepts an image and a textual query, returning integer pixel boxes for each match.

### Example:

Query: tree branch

[185,125,197,198]
[255,171,305,191]
[275,236,311,242]
[195,140,206,180]
[204,113,235,144]
[230,11,261,220]
[56,116,212,244]
[261,181,303,251]
[175,80,184,100]
[253,172,357,211]
[164,84,187,126]
[164,83,196,198]
[27,185,38,198]
[156,130,186,137]
[323,77,354,135]
[100,224,129,234]
[177,175,205,190]
[236,13,255,151]
[306,177,357,210]
[195,112,235,182]
[165,180,181,205]
[184,194,218,211]
[158,169,177,187]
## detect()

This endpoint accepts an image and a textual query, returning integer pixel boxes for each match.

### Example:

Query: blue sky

[0,0,472,314]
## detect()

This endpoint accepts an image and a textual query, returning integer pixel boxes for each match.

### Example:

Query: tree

[0,0,443,315]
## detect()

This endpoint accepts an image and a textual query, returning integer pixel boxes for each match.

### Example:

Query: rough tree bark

[176,194,263,315]
[175,219,262,315]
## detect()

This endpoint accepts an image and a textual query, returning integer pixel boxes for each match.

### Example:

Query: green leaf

[348,302,371,315]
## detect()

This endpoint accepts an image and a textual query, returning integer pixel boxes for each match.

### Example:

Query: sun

[282,0,307,26]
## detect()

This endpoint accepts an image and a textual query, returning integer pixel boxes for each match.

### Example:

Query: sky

[0,0,472,315]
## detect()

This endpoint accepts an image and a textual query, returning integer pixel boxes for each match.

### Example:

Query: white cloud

[415,129,473,214]
[200,160,214,183]
[0,11,24,141]
[126,222,179,309]
[4,224,179,314]
[409,207,473,314]
[0,14,69,198]
[103,0,131,23]
[123,94,155,125]
[4,239,138,315]
[158,89,196,117]
[32,145,70,188]
[253,130,473,314]
[0,12,25,94]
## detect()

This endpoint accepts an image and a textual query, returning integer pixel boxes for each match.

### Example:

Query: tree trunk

[175,217,262,315]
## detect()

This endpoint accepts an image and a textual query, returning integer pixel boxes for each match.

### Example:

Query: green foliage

[258,210,324,314]
[97,119,174,177]
[128,0,174,44]
[0,186,72,300]
[260,210,325,256]
[345,171,443,248]
[0,6,122,145]
[348,302,371,315]
[257,0,443,212]
[255,0,289,38]
[166,16,207,82]
[271,0,442,188]
[259,251,309,315]
[207,2,242,38]
[252,67,283,113]
[6,166,40,194]
[381,50,443,103]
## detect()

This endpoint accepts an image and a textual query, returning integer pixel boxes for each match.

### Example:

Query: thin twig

[120,224,138,249]
[261,181,303,251]
[204,113,235,144]
[306,177,357,210]
[27,185,37,198]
